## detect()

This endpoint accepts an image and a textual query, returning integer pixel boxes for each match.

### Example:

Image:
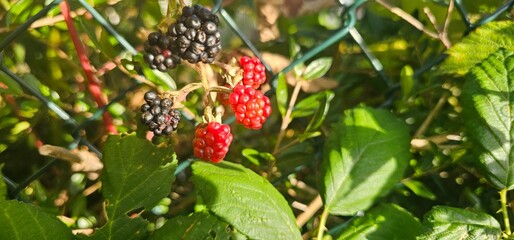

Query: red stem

[59,0,117,134]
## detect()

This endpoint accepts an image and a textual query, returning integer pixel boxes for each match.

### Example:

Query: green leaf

[241,148,275,166]
[320,107,411,216]
[80,216,147,240]
[461,48,514,190]
[191,161,302,240]
[400,65,414,99]
[149,212,247,240]
[99,29,119,59]
[417,206,502,240]
[0,200,74,239]
[276,72,288,118]
[6,0,33,25]
[0,71,23,95]
[302,57,333,81]
[101,134,177,220]
[440,21,514,75]
[403,179,437,200]
[297,131,322,142]
[289,38,304,78]
[336,204,425,240]
[292,91,333,119]
[289,38,301,60]
[305,91,334,132]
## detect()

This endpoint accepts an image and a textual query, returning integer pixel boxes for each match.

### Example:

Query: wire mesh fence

[1,0,513,200]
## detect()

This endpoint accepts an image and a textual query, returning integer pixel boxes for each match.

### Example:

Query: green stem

[273,81,303,154]
[501,188,512,236]
[207,85,232,94]
[317,208,329,240]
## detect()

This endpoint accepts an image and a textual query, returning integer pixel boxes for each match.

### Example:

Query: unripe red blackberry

[140,91,181,136]
[143,31,181,71]
[167,4,221,64]
[229,85,272,130]
[239,56,266,89]
[192,122,233,163]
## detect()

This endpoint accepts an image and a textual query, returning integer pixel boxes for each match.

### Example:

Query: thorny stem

[316,208,329,240]
[501,189,512,236]
[60,0,117,134]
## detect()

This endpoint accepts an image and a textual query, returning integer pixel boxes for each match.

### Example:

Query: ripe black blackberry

[141,91,181,136]
[167,4,222,64]
[143,31,181,72]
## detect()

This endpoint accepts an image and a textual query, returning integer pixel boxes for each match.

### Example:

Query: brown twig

[375,0,439,39]
[296,195,323,227]
[413,94,448,138]
[411,134,461,150]
[424,7,441,33]
[441,0,454,48]
[423,7,452,49]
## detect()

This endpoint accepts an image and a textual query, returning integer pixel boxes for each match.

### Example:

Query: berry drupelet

[192,122,233,163]
[140,91,181,136]
[229,85,272,130]
[239,56,267,89]
[167,4,222,64]
[143,31,181,72]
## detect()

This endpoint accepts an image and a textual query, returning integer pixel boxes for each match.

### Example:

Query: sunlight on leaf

[461,48,514,190]
[149,212,247,240]
[320,107,411,216]
[440,21,514,75]
[403,179,436,200]
[336,204,424,240]
[417,206,501,239]
[0,201,74,239]
[101,134,177,220]
[80,216,147,240]
[192,161,302,240]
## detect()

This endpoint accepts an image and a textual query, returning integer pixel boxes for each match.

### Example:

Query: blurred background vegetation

[0,0,512,235]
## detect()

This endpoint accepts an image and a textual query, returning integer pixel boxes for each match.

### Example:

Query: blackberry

[167,4,222,64]
[143,31,181,72]
[140,91,181,136]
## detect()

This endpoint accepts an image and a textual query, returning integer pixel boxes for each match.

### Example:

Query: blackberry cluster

[168,5,221,64]
[140,91,181,136]
[143,31,181,72]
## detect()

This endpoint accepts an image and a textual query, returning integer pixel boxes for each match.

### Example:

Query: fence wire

[0,0,513,199]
